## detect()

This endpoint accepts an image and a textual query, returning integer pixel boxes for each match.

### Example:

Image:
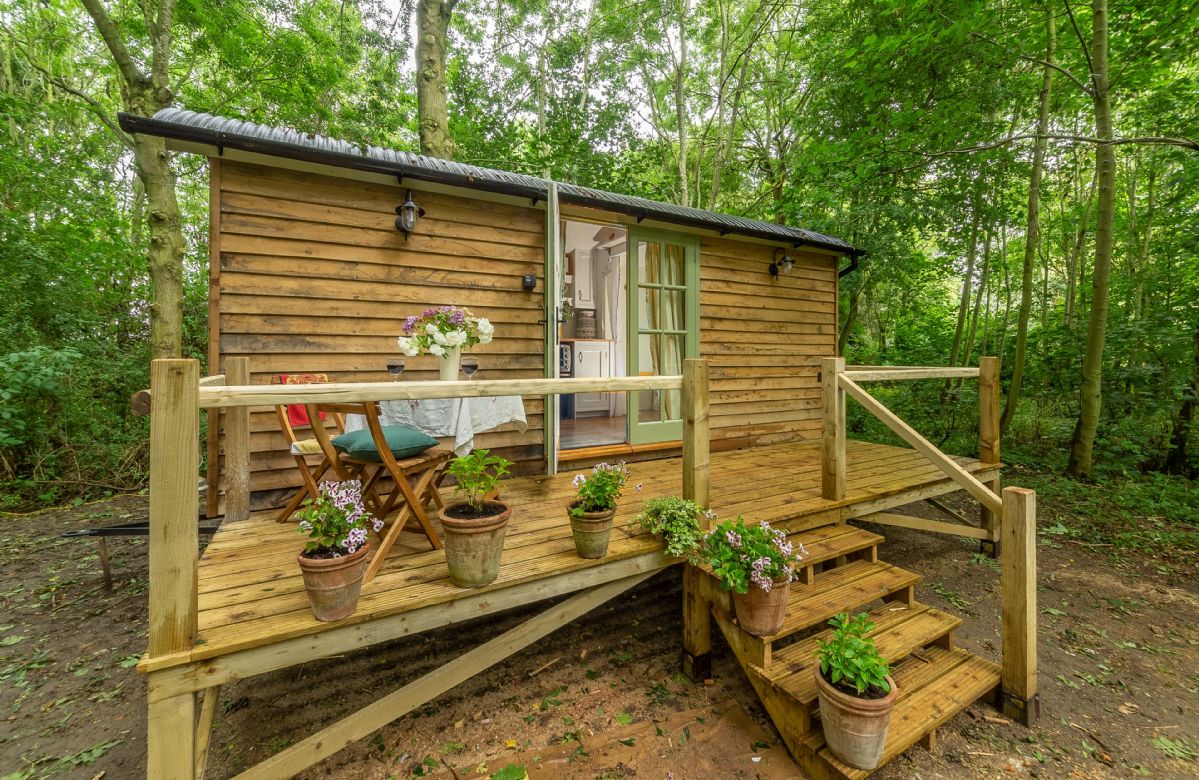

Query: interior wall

[208,160,546,514]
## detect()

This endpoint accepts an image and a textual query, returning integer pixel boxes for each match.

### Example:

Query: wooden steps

[699,522,1001,778]
[797,647,1001,780]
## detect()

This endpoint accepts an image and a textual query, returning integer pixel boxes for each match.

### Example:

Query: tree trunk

[674,0,691,207]
[416,0,457,160]
[1002,6,1054,432]
[1067,0,1115,480]
[1165,322,1199,476]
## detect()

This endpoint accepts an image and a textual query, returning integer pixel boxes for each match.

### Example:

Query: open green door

[626,227,700,445]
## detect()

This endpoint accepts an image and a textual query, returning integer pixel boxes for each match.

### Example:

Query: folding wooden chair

[308,401,452,583]
[273,374,361,522]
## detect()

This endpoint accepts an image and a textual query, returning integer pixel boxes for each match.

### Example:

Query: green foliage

[636,496,708,563]
[0,347,79,447]
[447,449,512,510]
[569,462,632,515]
[704,517,804,594]
[817,612,891,697]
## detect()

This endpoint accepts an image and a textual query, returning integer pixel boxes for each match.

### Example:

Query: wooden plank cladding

[211,161,547,512]
[698,237,837,448]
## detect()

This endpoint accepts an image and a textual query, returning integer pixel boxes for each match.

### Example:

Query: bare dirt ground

[2,480,1198,780]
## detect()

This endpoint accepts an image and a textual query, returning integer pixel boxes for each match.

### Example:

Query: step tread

[753,601,962,699]
[799,647,1001,779]
[762,559,922,642]
[696,524,883,579]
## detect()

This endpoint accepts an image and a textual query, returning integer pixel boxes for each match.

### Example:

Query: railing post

[1000,486,1039,727]
[821,357,846,500]
[682,358,710,512]
[681,358,711,683]
[979,356,1001,556]
[224,356,251,522]
[147,358,201,779]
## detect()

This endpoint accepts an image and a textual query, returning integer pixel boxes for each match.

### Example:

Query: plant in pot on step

[440,449,513,587]
[636,496,713,564]
[568,462,638,558]
[294,480,382,622]
[703,517,806,636]
[814,612,897,771]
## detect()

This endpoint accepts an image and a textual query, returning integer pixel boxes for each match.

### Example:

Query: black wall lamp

[394,190,425,239]
[769,247,795,278]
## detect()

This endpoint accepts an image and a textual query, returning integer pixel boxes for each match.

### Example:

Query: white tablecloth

[342,396,527,456]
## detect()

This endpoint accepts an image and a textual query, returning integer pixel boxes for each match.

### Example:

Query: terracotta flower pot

[732,578,790,636]
[297,543,372,622]
[569,503,616,559]
[439,501,511,588]
[814,669,898,770]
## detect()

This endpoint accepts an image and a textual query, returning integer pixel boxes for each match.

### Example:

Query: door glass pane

[639,286,659,330]
[660,334,684,420]
[660,289,684,331]
[664,244,685,285]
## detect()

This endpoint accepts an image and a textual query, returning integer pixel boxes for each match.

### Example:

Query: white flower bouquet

[396,305,494,357]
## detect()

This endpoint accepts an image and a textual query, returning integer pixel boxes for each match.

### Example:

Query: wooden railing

[819,355,1038,727]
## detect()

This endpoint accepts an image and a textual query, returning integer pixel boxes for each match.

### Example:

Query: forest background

[1,0,1196,554]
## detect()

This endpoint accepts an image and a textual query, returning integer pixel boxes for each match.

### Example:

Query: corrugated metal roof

[120,109,858,254]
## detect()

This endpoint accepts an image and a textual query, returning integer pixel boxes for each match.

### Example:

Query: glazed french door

[626,227,700,445]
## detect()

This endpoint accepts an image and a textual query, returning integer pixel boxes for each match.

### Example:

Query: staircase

[698,523,1001,779]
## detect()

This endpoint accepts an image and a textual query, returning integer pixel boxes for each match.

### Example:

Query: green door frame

[626,226,700,445]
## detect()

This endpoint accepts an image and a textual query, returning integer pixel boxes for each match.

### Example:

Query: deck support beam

[1000,486,1039,726]
[232,571,655,780]
[223,357,251,522]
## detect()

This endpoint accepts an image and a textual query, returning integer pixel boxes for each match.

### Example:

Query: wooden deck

[145,439,997,675]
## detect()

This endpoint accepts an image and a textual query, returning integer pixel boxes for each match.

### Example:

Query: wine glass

[461,357,479,379]
[387,359,405,381]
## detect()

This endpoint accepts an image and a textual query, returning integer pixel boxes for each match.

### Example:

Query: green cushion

[331,425,438,463]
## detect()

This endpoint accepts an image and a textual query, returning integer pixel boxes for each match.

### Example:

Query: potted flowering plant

[294,480,382,621]
[704,517,805,636]
[440,449,513,587]
[568,462,638,558]
[636,496,713,564]
[396,305,494,380]
[814,612,897,770]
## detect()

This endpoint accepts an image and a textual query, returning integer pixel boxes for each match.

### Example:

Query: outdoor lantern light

[769,247,796,278]
[394,191,425,238]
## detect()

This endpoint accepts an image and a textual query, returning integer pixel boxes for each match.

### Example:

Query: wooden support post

[224,357,251,522]
[821,357,846,500]
[148,691,197,780]
[979,356,1001,556]
[681,358,712,682]
[682,358,710,512]
[147,359,201,780]
[1000,486,1039,727]
[194,685,221,780]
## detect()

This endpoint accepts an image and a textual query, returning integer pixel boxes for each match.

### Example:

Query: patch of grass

[614,711,633,725]
[1152,735,1196,761]
[927,583,972,613]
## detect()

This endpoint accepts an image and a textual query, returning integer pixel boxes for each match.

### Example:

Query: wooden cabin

[122,109,861,515]
[120,110,1038,780]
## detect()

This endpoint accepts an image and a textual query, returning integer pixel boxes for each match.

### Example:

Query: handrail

[838,374,1002,516]
[843,367,980,381]
[197,375,682,409]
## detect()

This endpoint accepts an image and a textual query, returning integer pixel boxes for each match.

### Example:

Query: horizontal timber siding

[211,161,546,514]
[699,237,837,449]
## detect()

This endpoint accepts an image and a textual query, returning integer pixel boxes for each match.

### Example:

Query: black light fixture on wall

[769,247,795,278]
[394,190,425,239]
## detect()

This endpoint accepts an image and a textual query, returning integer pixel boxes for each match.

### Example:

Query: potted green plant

[294,480,382,621]
[703,517,805,636]
[636,496,713,564]
[439,449,513,587]
[814,612,897,770]
[568,462,637,558]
